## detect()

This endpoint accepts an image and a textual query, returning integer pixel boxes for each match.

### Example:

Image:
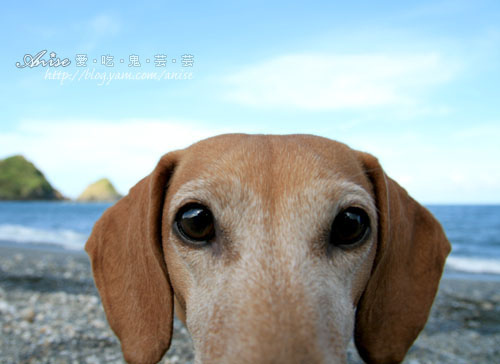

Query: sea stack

[77,178,122,202]
[0,155,64,200]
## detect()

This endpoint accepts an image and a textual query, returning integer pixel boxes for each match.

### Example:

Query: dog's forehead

[164,135,375,224]
[174,134,368,187]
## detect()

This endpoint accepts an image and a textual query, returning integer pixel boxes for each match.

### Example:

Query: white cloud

[89,14,121,35]
[76,14,121,51]
[340,125,500,204]
[0,119,226,198]
[1,120,498,203]
[224,52,458,110]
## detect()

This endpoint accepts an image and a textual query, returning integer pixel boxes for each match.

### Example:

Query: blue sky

[1,0,499,203]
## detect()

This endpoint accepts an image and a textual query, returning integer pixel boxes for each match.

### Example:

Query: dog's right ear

[85,151,181,364]
[354,151,451,364]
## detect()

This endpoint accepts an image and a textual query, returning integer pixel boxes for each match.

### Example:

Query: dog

[85,134,451,364]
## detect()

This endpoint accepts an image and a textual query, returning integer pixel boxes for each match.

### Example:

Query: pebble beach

[1,242,499,364]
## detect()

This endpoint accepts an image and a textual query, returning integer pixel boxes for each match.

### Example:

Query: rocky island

[0,155,64,200]
[77,178,122,202]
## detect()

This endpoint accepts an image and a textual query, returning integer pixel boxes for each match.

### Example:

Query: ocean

[0,202,499,279]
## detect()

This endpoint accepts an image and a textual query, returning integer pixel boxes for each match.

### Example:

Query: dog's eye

[175,203,215,243]
[330,207,370,247]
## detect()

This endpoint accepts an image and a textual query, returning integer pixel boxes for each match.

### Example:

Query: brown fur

[85,134,451,364]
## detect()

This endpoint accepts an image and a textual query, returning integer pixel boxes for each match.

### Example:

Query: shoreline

[3,238,499,282]
[1,243,499,363]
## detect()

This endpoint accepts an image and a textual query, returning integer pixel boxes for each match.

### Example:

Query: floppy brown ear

[354,152,451,364]
[85,152,180,364]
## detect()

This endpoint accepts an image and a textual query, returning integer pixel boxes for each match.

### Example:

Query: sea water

[0,202,499,279]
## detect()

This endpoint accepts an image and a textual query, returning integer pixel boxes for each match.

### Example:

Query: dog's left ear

[354,152,451,364]
[85,151,181,364]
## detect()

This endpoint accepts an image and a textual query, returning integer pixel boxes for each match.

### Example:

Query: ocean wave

[446,256,500,275]
[0,224,87,250]
[1,223,499,274]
